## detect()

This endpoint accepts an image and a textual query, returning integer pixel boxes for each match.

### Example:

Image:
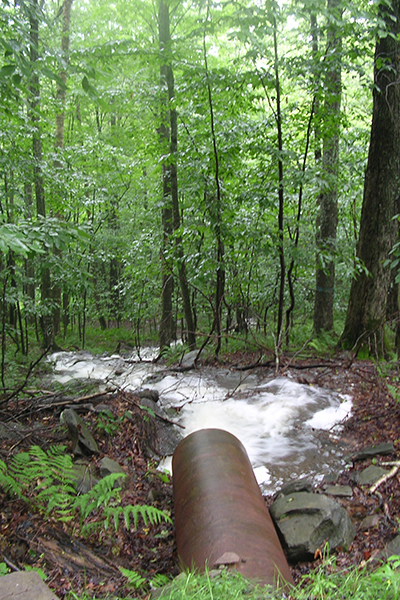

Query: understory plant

[0,445,171,534]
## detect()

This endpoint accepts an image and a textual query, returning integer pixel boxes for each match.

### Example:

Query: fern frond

[119,566,146,589]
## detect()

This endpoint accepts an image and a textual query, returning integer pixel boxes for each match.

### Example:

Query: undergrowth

[0,444,171,535]
[60,556,400,599]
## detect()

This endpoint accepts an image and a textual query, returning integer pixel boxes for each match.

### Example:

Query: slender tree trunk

[53,0,73,337]
[272,15,285,349]
[313,0,342,335]
[340,0,400,354]
[29,0,52,348]
[203,29,225,357]
[158,0,175,350]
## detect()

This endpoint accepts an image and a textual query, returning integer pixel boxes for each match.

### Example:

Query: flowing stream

[50,350,352,493]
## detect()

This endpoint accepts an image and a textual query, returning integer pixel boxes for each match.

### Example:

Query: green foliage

[139,557,400,600]
[0,446,171,537]
[0,0,386,360]
[95,410,127,436]
[119,566,147,590]
[1,445,76,522]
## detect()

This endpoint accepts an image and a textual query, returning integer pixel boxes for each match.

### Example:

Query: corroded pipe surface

[172,428,293,588]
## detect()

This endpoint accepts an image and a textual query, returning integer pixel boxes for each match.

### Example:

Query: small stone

[180,350,198,368]
[276,478,313,498]
[324,472,341,484]
[270,491,354,562]
[357,465,389,486]
[359,515,380,531]
[325,484,353,497]
[352,442,396,462]
[213,551,241,566]
[99,456,125,478]
[135,388,160,403]
[386,533,400,557]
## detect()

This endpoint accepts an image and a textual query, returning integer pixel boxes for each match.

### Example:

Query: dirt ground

[0,354,400,598]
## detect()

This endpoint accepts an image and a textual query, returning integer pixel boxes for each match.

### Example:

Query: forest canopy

[0,0,399,372]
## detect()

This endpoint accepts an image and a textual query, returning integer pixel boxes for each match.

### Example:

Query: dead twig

[0,346,51,406]
[369,461,400,494]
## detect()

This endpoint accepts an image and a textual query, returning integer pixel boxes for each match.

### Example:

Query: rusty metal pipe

[172,428,293,588]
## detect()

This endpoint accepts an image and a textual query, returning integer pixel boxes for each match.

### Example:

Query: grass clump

[153,557,400,600]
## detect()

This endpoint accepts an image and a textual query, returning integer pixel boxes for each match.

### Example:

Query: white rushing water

[50,350,352,493]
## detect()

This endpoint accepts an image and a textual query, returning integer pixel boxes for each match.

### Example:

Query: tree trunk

[313,0,342,335]
[158,0,196,351]
[158,0,175,350]
[272,15,285,349]
[29,0,53,349]
[203,30,225,357]
[340,0,400,354]
[53,0,73,337]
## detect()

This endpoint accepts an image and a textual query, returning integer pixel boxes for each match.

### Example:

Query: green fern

[104,503,172,532]
[73,473,171,533]
[119,566,147,589]
[1,446,76,521]
[0,446,171,537]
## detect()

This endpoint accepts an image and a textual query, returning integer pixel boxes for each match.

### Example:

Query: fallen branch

[369,461,400,494]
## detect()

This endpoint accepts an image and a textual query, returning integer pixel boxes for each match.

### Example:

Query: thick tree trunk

[313,0,342,334]
[340,0,400,354]
[158,0,195,351]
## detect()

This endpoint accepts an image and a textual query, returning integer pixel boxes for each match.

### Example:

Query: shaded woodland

[1,0,400,383]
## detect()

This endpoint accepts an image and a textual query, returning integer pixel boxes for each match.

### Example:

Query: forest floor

[1,353,400,598]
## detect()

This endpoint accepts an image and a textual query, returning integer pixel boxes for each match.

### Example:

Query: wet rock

[384,533,400,558]
[356,465,389,486]
[276,478,313,497]
[60,408,99,455]
[127,401,183,458]
[180,350,198,368]
[352,442,396,462]
[324,471,341,484]
[99,456,125,479]
[72,460,99,494]
[0,571,59,600]
[0,422,27,441]
[359,515,380,531]
[270,491,355,562]
[135,388,160,403]
[325,484,353,497]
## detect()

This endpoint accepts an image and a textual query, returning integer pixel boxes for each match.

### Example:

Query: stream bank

[0,354,399,597]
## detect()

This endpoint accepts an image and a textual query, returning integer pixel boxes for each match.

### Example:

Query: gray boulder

[270,491,354,562]
[60,408,99,455]
[0,571,59,600]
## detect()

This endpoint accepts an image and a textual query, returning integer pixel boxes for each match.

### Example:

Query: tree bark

[158,0,196,351]
[29,0,53,348]
[340,0,400,354]
[203,28,225,357]
[313,0,342,335]
[272,15,285,349]
[53,0,73,337]
[158,0,175,350]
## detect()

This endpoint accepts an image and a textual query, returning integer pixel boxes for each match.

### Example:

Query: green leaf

[0,64,16,78]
